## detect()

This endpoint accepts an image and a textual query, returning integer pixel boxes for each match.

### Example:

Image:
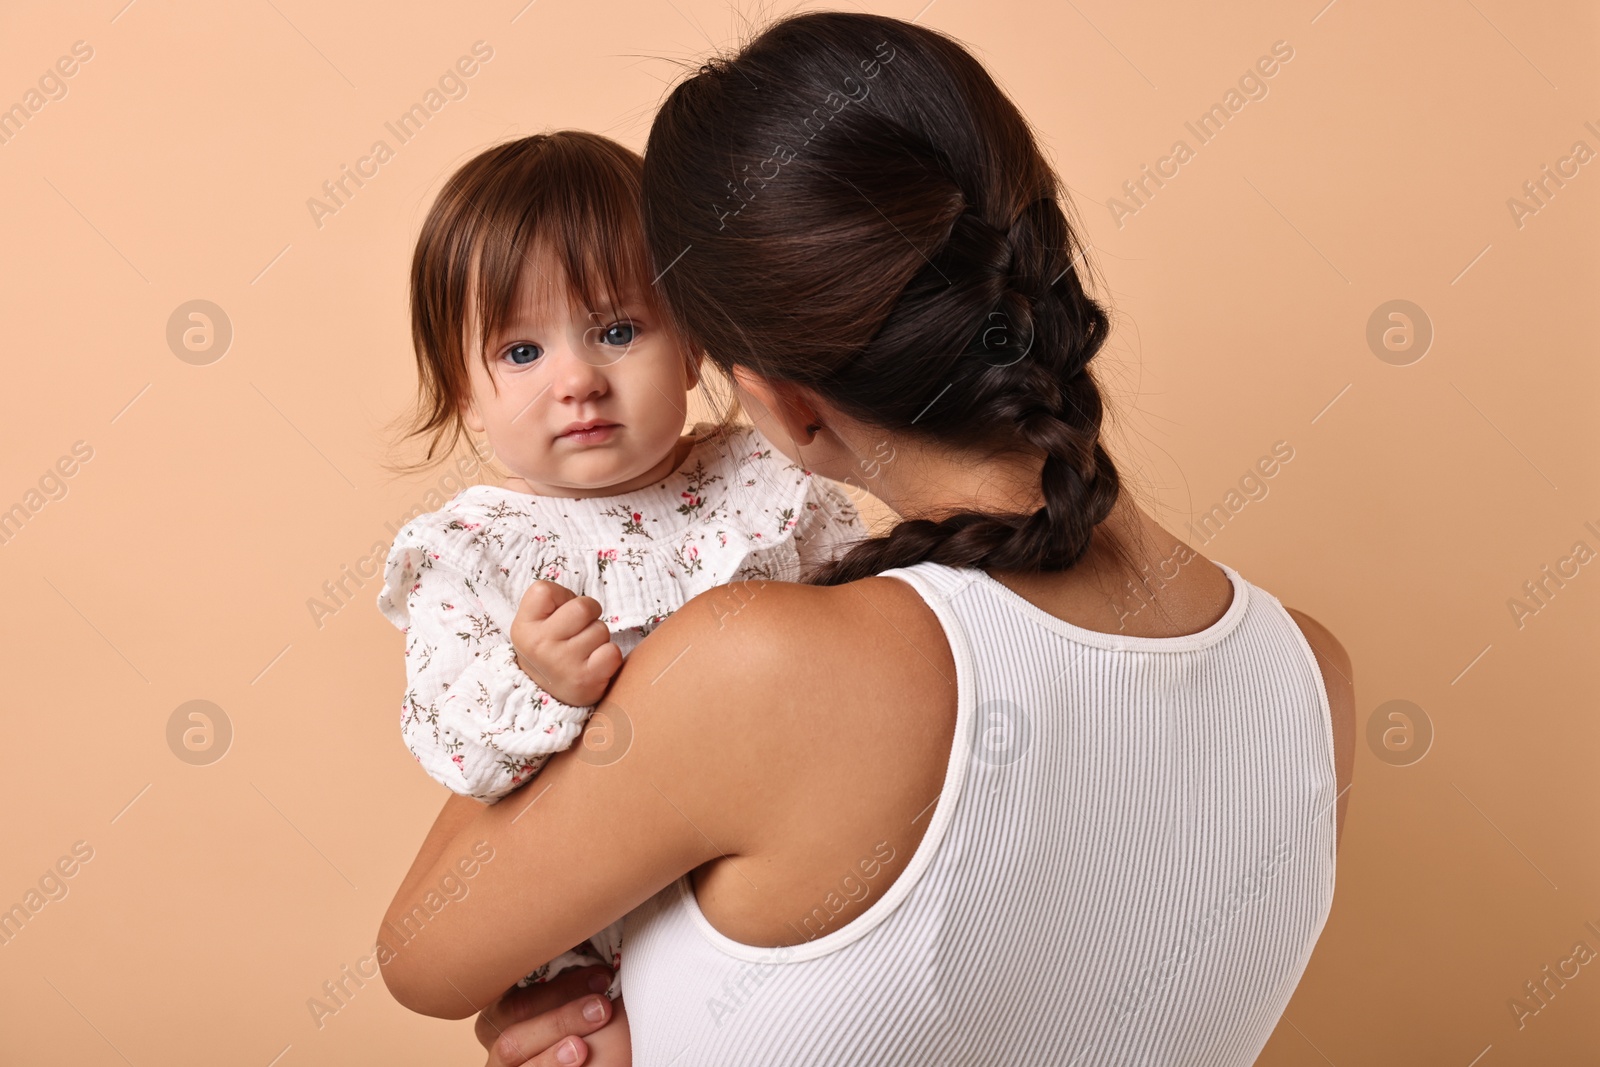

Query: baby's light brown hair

[387,130,728,477]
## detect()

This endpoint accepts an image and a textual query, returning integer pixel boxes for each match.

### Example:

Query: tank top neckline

[947,558,1250,653]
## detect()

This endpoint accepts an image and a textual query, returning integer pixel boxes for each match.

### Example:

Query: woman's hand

[475,965,629,1067]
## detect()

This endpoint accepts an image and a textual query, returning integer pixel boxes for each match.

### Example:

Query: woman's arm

[378,581,816,1019]
[389,792,492,923]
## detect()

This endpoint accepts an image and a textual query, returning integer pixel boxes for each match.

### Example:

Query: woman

[380,11,1355,1065]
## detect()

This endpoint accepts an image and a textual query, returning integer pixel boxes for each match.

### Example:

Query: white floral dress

[375,422,866,992]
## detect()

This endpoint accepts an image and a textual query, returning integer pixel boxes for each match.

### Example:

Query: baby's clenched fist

[510,581,624,708]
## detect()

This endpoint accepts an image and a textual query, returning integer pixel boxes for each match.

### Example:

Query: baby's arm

[386,550,605,803]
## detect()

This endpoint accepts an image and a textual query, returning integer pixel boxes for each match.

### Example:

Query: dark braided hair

[644,11,1132,585]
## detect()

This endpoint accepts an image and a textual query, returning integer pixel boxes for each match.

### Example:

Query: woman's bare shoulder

[632,575,950,689]
[607,574,956,817]
[607,574,958,936]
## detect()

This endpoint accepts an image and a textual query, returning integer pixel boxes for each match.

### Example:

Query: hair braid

[804,196,1120,585]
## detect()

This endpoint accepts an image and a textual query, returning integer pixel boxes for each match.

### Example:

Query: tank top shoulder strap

[873,559,983,603]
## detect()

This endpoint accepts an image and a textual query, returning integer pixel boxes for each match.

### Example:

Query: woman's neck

[817,414,1155,584]
[832,425,1049,525]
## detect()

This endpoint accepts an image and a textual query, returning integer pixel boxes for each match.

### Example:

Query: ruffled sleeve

[375,524,431,631]
[375,519,595,803]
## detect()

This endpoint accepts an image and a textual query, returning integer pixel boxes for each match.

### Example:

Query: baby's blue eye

[504,343,542,365]
[601,322,636,346]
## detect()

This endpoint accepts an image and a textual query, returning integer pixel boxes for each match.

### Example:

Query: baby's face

[461,269,695,497]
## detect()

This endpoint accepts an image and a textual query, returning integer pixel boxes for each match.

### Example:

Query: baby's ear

[459,393,485,434]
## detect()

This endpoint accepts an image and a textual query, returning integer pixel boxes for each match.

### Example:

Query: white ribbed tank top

[621,559,1338,1066]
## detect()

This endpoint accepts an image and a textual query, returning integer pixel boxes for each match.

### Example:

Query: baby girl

[374,131,865,1009]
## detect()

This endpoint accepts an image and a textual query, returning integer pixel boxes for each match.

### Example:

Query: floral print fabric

[376,423,866,803]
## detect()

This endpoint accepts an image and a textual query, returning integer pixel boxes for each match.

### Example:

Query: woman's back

[621,556,1339,1066]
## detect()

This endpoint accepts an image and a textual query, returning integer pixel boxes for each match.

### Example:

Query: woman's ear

[729,365,823,445]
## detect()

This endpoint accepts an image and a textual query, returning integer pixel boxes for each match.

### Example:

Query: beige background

[1,0,1595,1063]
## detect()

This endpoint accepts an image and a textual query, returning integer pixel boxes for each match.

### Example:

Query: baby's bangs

[471,139,657,338]
[534,151,660,321]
